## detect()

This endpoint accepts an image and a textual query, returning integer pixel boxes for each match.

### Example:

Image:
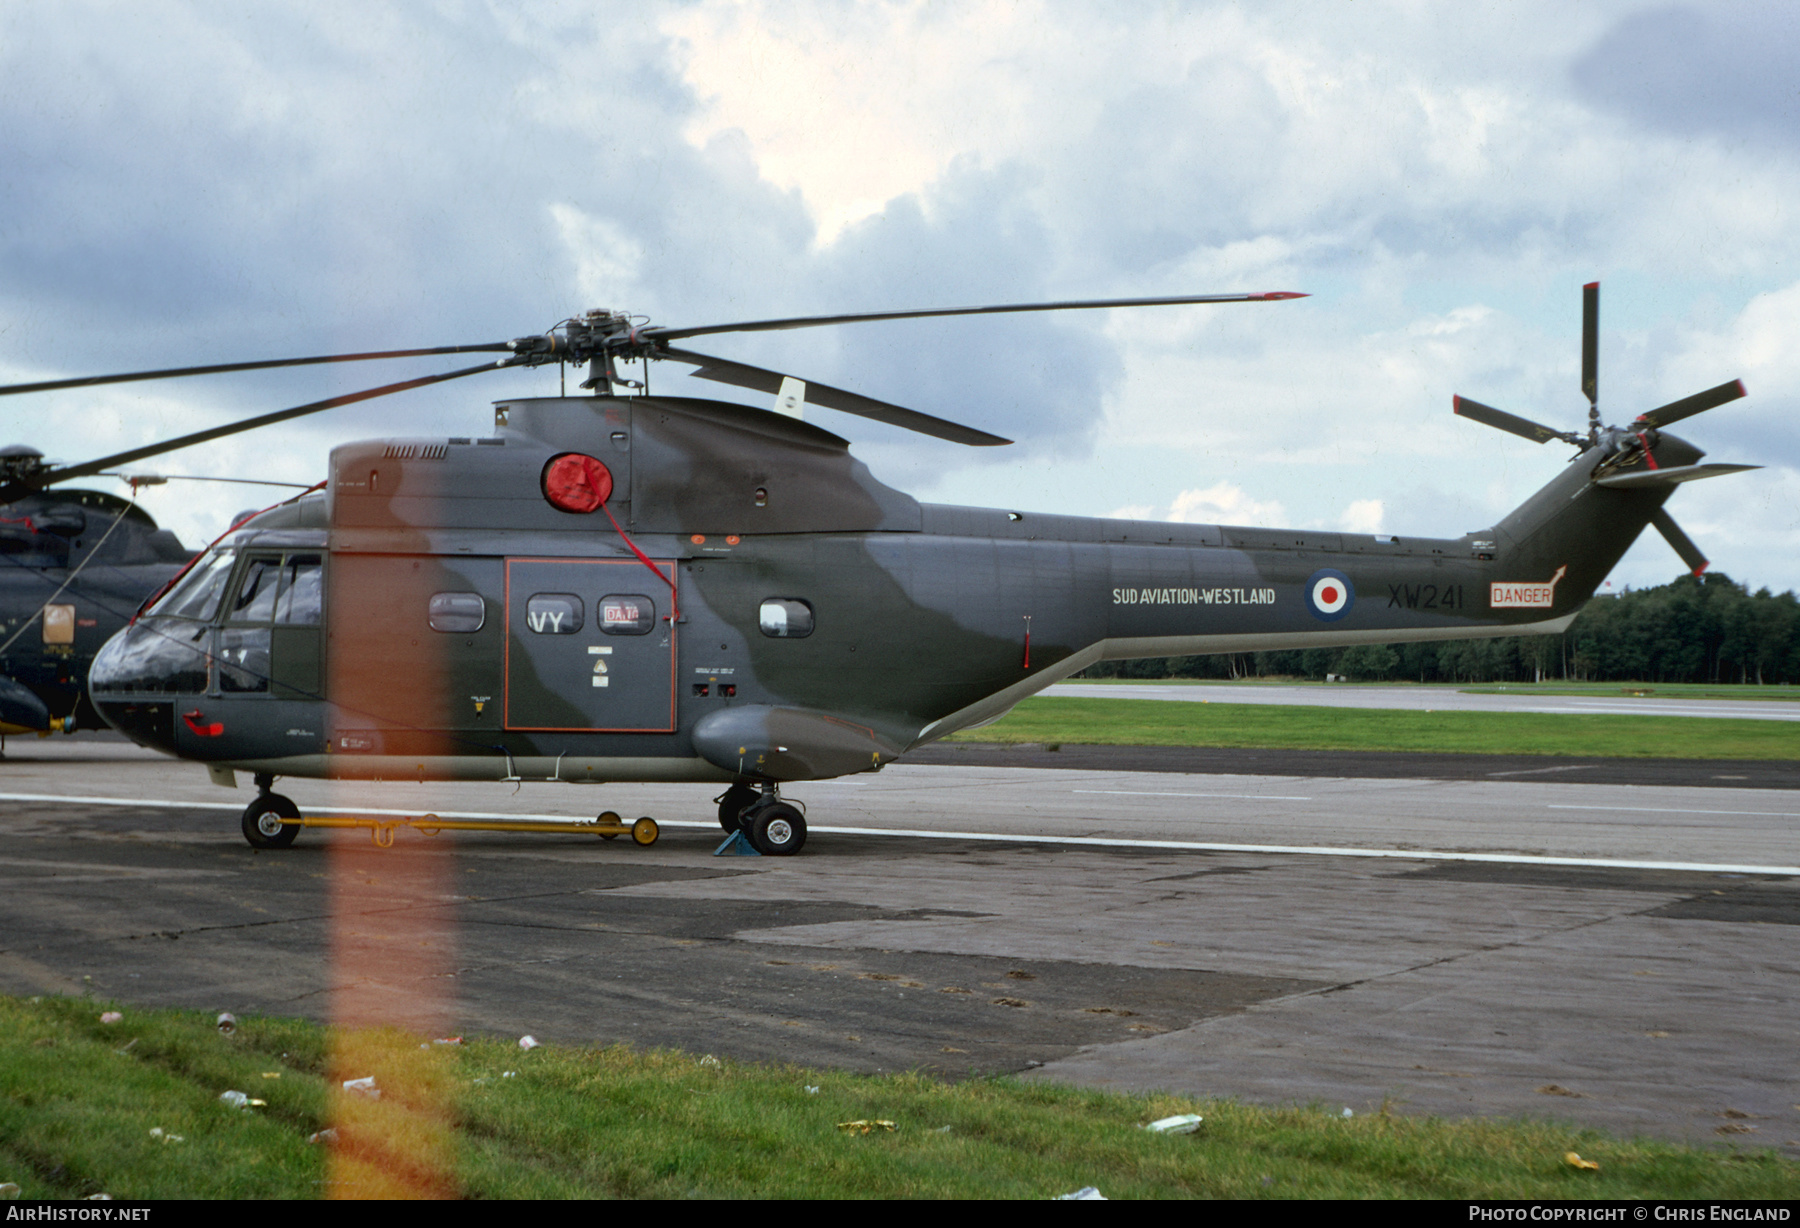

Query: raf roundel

[1305,568,1354,622]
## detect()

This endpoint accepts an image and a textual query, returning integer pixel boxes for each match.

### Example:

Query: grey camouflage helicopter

[3,285,1754,854]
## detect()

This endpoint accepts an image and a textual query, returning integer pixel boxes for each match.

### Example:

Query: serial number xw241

[1387,583,1468,610]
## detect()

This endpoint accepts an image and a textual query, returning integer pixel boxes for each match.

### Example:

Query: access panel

[503,557,677,732]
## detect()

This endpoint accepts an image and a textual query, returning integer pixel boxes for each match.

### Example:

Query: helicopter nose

[89,621,208,753]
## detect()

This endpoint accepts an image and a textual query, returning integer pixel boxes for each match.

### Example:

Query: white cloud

[1340,498,1384,534]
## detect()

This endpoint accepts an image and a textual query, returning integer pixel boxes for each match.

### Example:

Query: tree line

[1079,573,1800,685]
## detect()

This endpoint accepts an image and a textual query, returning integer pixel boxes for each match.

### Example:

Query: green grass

[948,698,1800,759]
[1064,678,1800,702]
[1,996,1794,1199]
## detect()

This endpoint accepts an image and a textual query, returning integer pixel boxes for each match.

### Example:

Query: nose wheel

[241,790,300,849]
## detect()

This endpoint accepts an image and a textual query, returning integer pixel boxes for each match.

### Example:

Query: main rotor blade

[0,343,513,398]
[5,361,500,498]
[657,346,1012,447]
[1650,507,1708,576]
[1634,380,1747,430]
[643,292,1307,343]
[1453,396,1581,445]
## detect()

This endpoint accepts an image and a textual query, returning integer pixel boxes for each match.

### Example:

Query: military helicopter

[0,446,194,740]
[2,285,1754,855]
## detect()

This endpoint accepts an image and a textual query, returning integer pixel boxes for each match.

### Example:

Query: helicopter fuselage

[1,488,190,735]
[88,393,1685,786]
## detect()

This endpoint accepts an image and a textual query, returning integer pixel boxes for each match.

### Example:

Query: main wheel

[241,792,300,849]
[716,783,758,833]
[747,802,806,856]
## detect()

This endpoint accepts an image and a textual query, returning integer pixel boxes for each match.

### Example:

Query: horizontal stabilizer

[1594,463,1760,489]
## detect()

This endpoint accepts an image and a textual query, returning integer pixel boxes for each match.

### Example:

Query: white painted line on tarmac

[8,792,1797,876]
[1072,789,1315,801]
[1548,803,1800,818]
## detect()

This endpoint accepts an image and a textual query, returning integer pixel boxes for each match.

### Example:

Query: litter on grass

[342,1076,380,1100]
[1143,1114,1203,1135]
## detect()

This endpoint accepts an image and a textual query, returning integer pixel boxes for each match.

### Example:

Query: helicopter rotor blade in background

[3,361,501,500]
[643,292,1308,343]
[1634,380,1747,430]
[656,346,1013,447]
[0,344,514,399]
[1650,507,1709,576]
[1452,396,1583,445]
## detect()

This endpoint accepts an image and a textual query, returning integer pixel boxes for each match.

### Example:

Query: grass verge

[947,698,1800,759]
[1,996,1794,1199]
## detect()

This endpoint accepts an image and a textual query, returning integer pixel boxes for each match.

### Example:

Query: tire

[631,816,659,846]
[241,793,300,849]
[747,802,805,856]
[716,783,758,833]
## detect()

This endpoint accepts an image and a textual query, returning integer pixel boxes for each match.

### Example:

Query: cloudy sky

[3,1,1796,593]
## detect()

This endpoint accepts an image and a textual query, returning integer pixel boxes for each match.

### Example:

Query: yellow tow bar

[282,810,659,849]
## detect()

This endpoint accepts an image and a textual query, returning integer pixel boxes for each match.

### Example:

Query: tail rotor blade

[1453,396,1582,445]
[1582,281,1599,412]
[1636,380,1747,430]
[1650,507,1709,576]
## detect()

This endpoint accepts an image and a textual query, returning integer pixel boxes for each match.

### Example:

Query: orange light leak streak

[324,467,459,1199]
[327,822,458,1198]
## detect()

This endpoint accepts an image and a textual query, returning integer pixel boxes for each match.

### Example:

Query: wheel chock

[713,829,761,857]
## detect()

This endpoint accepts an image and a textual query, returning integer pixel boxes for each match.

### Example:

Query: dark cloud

[1573,5,1800,146]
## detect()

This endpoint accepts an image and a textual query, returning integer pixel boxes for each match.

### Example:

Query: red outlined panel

[503,557,678,733]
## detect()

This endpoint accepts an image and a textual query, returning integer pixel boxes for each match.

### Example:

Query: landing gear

[241,777,300,850]
[716,783,758,833]
[744,800,806,856]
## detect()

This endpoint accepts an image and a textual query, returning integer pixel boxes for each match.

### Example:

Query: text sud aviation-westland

[1112,586,1277,605]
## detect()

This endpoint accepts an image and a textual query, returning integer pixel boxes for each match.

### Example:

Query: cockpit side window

[227,557,282,623]
[150,548,236,621]
[274,555,323,625]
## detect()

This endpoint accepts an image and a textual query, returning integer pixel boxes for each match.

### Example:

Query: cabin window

[525,593,584,635]
[599,594,655,636]
[758,598,814,638]
[428,592,486,633]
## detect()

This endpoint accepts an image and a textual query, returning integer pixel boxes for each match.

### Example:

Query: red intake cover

[543,453,613,513]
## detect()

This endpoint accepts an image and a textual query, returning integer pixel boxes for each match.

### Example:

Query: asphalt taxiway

[1,735,1795,1154]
